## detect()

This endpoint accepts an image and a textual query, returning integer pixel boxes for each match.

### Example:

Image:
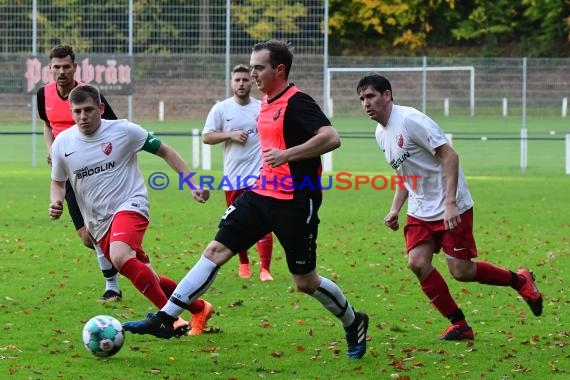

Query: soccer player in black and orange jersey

[38,45,123,303]
[124,40,369,359]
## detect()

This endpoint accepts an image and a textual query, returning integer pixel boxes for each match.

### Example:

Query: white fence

[325,65,475,117]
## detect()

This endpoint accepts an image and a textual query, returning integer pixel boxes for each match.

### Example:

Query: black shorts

[65,180,85,231]
[215,190,321,275]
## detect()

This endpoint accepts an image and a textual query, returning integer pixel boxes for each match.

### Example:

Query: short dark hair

[69,84,101,106]
[356,74,393,100]
[232,64,249,75]
[49,45,75,62]
[252,39,293,78]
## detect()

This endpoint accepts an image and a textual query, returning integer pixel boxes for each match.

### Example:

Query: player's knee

[109,243,135,271]
[448,266,471,282]
[204,241,233,265]
[407,258,426,276]
[293,272,320,294]
[407,244,434,276]
[295,279,319,294]
[296,284,313,294]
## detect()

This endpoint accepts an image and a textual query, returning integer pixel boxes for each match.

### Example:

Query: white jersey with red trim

[51,119,150,240]
[375,105,473,221]
[202,97,261,189]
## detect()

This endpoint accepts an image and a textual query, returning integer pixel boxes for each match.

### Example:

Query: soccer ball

[82,315,125,358]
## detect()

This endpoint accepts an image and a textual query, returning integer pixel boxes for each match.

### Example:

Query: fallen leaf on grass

[228,300,243,308]
[197,346,218,353]
[513,363,532,373]
[389,357,407,371]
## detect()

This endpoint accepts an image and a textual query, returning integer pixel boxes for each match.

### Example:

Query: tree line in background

[1,0,569,57]
[329,0,570,57]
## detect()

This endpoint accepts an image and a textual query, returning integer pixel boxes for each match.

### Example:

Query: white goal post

[324,66,475,118]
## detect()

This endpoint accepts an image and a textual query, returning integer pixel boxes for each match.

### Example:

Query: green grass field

[1,116,569,379]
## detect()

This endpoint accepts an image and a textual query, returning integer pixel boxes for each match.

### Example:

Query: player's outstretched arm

[155,142,210,203]
[49,180,66,220]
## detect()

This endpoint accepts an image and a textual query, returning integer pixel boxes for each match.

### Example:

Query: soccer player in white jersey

[356,74,543,340]
[48,84,214,336]
[202,64,274,281]
[39,44,123,303]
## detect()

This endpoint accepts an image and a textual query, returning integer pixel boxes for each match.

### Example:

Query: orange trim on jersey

[253,86,300,200]
[44,81,79,137]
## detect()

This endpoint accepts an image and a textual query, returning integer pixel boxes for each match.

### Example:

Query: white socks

[311,276,355,327]
[162,255,218,317]
[95,243,120,293]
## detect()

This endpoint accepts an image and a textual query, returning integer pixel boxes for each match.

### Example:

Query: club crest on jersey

[273,108,282,121]
[101,142,113,156]
[396,134,404,148]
